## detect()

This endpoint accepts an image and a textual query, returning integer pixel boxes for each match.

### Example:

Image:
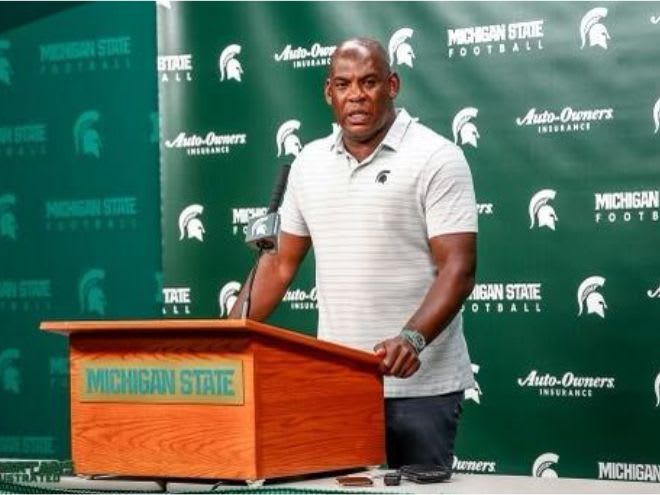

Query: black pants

[385,391,464,469]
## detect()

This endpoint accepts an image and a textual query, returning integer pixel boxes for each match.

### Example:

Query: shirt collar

[330,108,413,154]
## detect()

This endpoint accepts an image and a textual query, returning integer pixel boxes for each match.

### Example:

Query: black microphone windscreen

[267,164,291,213]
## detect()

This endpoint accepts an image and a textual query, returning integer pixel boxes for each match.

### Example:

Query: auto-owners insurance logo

[273,41,336,70]
[446,18,544,59]
[516,106,614,135]
[518,369,615,399]
[165,130,247,156]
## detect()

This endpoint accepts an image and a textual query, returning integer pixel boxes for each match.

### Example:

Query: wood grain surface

[42,319,380,367]
[254,335,385,479]
[70,335,257,479]
[52,321,385,480]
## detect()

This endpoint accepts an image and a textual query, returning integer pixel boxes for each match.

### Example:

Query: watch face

[411,333,425,350]
[402,329,425,352]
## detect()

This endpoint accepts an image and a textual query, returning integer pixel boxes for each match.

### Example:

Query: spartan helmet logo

[529,189,558,231]
[0,349,20,394]
[0,194,17,241]
[464,363,482,404]
[580,7,610,50]
[652,97,660,134]
[251,217,269,237]
[0,40,12,85]
[532,453,559,478]
[178,204,205,242]
[219,281,241,318]
[388,28,415,68]
[577,275,607,319]
[375,170,391,184]
[74,110,102,158]
[452,107,480,148]
[219,44,243,82]
[276,119,302,158]
[79,269,107,316]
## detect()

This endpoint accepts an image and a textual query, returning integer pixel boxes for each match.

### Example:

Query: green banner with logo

[1,1,659,484]
[158,1,660,482]
[0,2,160,461]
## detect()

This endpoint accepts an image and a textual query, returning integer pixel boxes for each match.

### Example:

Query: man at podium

[231,38,477,470]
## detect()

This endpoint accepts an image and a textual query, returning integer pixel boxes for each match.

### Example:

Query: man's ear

[388,72,400,99]
[324,79,332,106]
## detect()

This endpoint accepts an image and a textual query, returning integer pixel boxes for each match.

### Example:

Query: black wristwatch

[400,327,426,354]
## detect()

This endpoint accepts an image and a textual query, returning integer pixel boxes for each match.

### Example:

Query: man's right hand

[373,336,421,378]
[228,231,311,321]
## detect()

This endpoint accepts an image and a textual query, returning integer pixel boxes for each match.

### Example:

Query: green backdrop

[0,1,658,484]
[0,1,160,462]
[158,1,660,482]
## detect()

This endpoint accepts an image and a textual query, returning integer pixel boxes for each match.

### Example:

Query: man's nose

[347,82,366,101]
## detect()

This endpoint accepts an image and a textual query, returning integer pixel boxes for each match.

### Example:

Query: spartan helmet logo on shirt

[653,97,660,134]
[276,119,302,158]
[532,453,559,478]
[529,189,558,231]
[0,349,20,394]
[464,363,482,404]
[580,7,610,50]
[0,40,12,85]
[452,107,480,148]
[577,275,607,319]
[219,281,241,318]
[388,28,415,68]
[375,170,391,184]
[178,204,205,242]
[0,194,17,241]
[219,44,243,82]
[79,269,106,316]
[74,110,102,158]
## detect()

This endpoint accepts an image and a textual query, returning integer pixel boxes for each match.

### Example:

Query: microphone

[239,164,291,319]
[245,164,290,251]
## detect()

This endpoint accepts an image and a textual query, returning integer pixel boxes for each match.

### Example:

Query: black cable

[240,246,264,319]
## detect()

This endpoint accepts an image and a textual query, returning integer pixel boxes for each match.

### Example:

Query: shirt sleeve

[279,156,310,237]
[422,144,478,238]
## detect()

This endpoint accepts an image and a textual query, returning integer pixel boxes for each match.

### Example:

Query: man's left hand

[374,336,420,378]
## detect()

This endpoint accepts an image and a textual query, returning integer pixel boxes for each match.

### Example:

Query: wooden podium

[40,319,385,481]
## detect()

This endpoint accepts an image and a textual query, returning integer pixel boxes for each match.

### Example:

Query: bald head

[324,36,400,156]
[329,38,391,78]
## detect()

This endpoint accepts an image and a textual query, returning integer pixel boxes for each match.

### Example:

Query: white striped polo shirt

[279,108,477,397]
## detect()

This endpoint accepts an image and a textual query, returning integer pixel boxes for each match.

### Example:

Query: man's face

[325,46,399,143]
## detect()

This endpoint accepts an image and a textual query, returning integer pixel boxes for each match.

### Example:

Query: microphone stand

[240,246,264,319]
[239,164,291,319]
